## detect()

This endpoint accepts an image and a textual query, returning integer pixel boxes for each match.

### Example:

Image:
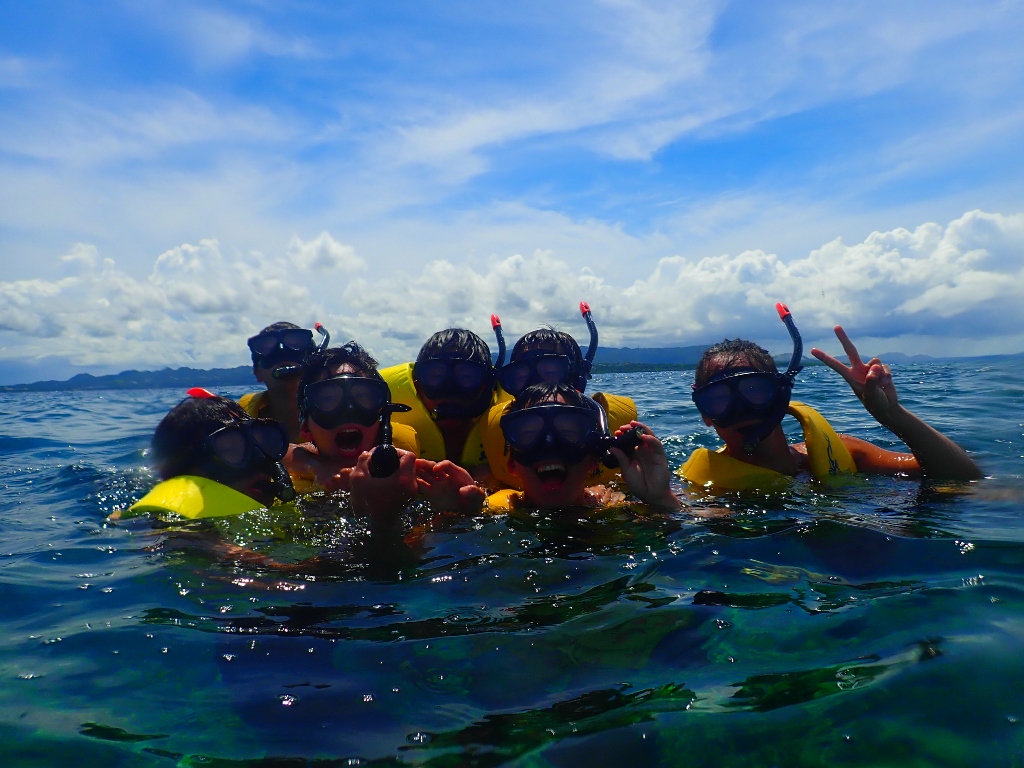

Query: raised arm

[810,326,982,481]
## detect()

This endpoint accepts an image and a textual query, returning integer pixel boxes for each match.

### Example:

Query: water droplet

[161,648,168,654]
[279,695,297,706]
[362,694,374,702]
[222,654,235,661]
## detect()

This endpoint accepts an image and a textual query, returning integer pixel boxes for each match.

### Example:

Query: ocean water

[1,363,1023,767]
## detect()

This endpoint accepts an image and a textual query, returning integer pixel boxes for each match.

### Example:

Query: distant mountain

[3,346,1022,392]
[0,366,254,393]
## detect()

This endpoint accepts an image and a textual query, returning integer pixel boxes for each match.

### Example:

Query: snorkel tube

[491,314,506,369]
[577,301,598,392]
[776,303,803,381]
[272,323,330,380]
[735,304,804,454]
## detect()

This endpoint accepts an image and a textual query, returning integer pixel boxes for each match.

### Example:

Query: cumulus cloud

[1,210,1021,380]
[287,232,365,272]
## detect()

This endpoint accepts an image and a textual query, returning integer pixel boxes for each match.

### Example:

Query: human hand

[415,459,485,514]
[349,447,418,519]
[609,421,679,511]
[810,325,900,426]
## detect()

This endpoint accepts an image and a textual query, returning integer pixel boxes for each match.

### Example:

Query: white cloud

[287,232,365,272]
[2,209,1020,380]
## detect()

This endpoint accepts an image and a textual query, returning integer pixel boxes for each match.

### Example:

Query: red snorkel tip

[187,387,217,399]
[314,322,324,332]
[775,302,792,321]
[491,314,501,329]
[580,301,591,316]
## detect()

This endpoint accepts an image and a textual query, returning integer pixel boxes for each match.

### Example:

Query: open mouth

[334,428,364,452]
[534,461,569,484]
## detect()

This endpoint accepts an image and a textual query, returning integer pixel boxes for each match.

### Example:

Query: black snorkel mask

[691,303,804,454]
[298,374,412,478]
[269,323,331,380]
[500,394,643,470]
[412,355,495,422]
[187,387,296,503]
[491,301,600,396]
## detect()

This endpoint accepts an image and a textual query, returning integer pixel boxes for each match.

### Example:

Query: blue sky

[1,0,1023,383]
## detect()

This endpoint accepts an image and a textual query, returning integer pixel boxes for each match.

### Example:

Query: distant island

[1,345,1020,393]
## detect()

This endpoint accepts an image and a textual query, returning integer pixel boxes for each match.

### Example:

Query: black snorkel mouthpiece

[270,460,296,502]
[491,314,506,369]
[272,365,303,380]
[578,301,598,392]
[368,401,412,478]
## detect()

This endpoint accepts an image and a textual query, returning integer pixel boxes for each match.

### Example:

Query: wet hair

[510,328,583,367]
[151,396,248,480]
[416,328,491,366]
[251,320,305,371]
[694,339,778,388]
[297,343,381,416]
[509,382,590,412]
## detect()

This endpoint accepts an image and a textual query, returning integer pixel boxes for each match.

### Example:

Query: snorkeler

[679,304,982,491]
[287,344,484,515]
[127,390,297,519]
[239,321,328,443]
[487,382,679,513]
[480,302,638,489]
[381,329,501,468]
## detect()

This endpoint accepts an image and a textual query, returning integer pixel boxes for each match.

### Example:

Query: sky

[1,0,1023,384]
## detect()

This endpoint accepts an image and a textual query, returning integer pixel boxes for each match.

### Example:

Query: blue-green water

[2,364,1023,766]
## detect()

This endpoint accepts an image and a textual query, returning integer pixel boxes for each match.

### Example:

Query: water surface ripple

[1,364,1023,766]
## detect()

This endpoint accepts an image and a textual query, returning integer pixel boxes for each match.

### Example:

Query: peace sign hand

[810,326,901,426]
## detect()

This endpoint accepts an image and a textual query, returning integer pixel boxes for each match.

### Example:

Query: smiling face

[506,393,601,509]
[301,363,382,467]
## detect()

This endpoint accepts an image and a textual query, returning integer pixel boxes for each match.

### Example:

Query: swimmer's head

[695,339,777,387]
[151,395,293,505]
[498,328,587,396]
[249,321,316,387]
[297,343,387,465]
[503,383,606,509]
[413,328,495,421]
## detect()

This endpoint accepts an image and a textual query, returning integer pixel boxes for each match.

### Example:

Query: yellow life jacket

[479,392,638,489]
[380,362,507,466]
[288,423,422,495]
[125,475,267,519]
[678,402,857,492]
[238,390,268,419]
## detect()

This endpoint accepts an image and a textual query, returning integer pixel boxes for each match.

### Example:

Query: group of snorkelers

[128,301,981,524]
